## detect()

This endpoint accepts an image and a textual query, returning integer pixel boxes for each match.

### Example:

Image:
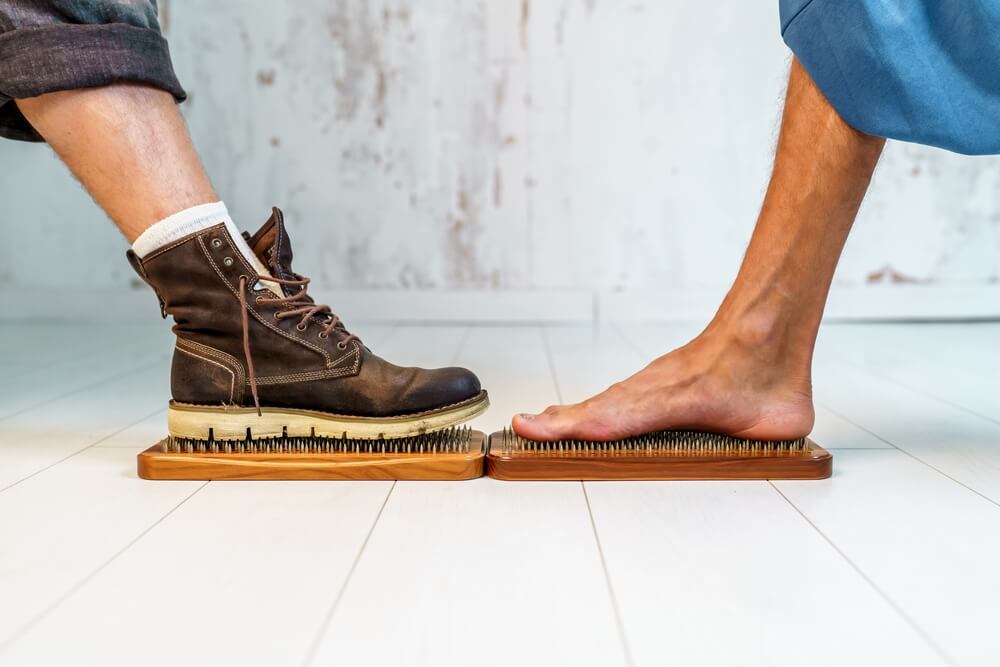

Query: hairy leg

[16,84,216,242]
[514,59,886,441]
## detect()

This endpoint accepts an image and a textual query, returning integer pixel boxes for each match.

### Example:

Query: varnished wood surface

[486,433,832,480]
[138,432,486,480]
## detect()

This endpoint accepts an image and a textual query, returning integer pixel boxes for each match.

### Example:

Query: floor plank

[0,360,170,490]
[0,323,167,379]
[375,324,468,369]
[92,409,166,448]
[453,326,557,435]
[811,403,894,449]
[0,448,202,651]
[1,476,392,666]
[0,332,169,420]
[309,478,628,667]
[776,449,1000,667]
[3,321,999,666]
[1,322,403,665]
[310,325,628,665]
[616,322,719,364]
[821,323,1000,424]
[811,358,1000,505]
[586,479,945,666]
[6,323,398,456]
[544,324,646,404]
[0,322,98,375]
[593,323,943,664]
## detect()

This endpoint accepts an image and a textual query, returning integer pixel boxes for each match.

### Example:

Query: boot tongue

[248,207,297,286]
[247,207,353,337]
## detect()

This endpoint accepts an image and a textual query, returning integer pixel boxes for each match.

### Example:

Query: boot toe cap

[404,366,482,413]
[440,366,482,403]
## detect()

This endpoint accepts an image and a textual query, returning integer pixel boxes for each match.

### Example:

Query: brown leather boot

[127,207,488,440]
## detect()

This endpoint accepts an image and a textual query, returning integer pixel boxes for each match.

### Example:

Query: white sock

[131,202,273,282]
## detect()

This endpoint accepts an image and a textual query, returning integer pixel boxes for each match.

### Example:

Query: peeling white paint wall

[1,0,998,305]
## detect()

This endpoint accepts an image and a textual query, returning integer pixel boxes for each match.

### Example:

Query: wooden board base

[486,432,831,481]
[138,432,486,481]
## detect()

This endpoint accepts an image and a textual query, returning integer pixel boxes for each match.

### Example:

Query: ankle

[702,305,815,386]
[723,309,787,349]
[705,302,790,352]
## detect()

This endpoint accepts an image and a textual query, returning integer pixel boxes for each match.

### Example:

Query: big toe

[512,408,572,441]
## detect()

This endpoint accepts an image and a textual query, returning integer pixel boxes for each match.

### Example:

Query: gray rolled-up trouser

[0,0,186,142]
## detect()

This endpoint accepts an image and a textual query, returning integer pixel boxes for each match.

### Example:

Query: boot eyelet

[223,257,234,267]
[273,312,281,321]
[337,341,348,350]
[255,296,264,304]
[296,323,307,332]
[211,238,223,248]
[318,332,329,340]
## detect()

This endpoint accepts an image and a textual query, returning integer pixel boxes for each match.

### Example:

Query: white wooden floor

[1,321,999,667]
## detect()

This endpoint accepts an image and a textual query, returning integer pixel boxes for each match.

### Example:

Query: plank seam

[834,353,1000,430]
[767,480,958,667]
[0,481,209,655]
[816,399,1000,510]
[582,483,635,667]
[0,354,167,423]
[0,407,166,495]
[303,481,396,666]
[448,325,473,365]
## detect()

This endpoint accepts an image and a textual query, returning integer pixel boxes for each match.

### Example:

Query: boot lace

[238,274,359,415]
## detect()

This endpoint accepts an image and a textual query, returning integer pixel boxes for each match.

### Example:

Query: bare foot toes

[512,331,815,442]
[512,389,638,442]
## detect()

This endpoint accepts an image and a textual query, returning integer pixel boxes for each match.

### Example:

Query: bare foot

[512,324,815,442]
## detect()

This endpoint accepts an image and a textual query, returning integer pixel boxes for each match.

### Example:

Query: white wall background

[1,0,998,320]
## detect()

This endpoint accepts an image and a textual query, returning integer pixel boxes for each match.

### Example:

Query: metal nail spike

[159,426,476,457]
[498,429,807,456]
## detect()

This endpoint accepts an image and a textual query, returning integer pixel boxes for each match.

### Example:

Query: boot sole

[167,391,490,441]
